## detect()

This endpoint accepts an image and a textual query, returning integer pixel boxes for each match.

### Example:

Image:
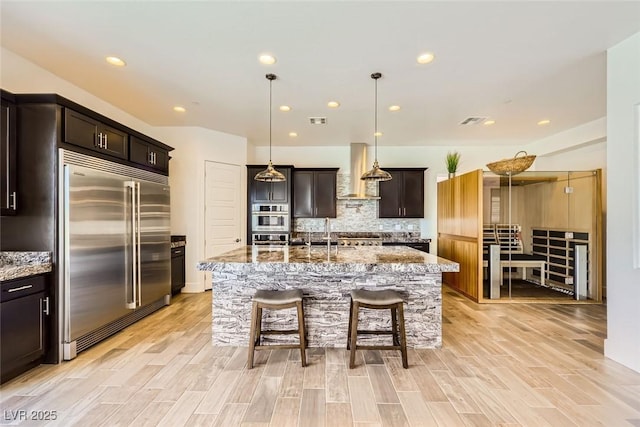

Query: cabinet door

[293,171,314,217]
[250,166,289,203]
[402,170,424,217]
[64,109,99,151]
[0,275,48,383]
[314,171,336,218]
[269,169,289,203]
[130,136,169,173]
[1,98,17,215]
[100,124,127,159]
[64,109,127,159]
[378,173,402,218]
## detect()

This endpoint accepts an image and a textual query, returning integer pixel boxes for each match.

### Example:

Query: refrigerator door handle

[126,181,137,309]
[136,181,142,308]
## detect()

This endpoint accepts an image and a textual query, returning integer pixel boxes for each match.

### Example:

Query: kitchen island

[197,245,459,348]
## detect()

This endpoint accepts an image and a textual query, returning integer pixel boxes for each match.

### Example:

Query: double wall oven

[251,203,289,244]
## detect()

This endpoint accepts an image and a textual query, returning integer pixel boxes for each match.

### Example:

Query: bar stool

[347,289,408,369]
[247,289,307,369]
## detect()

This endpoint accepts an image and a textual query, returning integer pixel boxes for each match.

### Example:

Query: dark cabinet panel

[64,109,127,159]
[0,274,49,384]
[1,92,17,215]
[293,169,337,218]
[293,171,314,217]
[171,246,185,295]
[379,168,426,218]
[130,136,169,173]
[247,166,291,203]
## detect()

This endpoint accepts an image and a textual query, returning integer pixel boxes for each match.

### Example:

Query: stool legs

[248,301,259,369]
[296,300,307,367]
[397,303,408,369]
[347,300,408,369]
[248,298,307,370]
[349,301,360,369]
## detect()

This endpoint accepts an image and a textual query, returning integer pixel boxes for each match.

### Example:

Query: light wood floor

[1,288,639,426]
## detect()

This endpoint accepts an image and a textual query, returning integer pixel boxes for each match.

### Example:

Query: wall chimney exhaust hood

[337,143,381,200]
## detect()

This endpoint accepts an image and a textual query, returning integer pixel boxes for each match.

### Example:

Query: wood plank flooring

[1,288,639,426]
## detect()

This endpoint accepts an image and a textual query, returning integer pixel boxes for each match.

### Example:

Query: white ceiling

[1,1,639,148]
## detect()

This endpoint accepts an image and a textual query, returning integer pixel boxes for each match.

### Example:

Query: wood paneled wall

[437,170,483,301]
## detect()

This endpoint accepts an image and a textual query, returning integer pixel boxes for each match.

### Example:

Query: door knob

[235,238,241,242]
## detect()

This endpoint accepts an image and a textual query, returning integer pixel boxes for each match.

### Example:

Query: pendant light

[361,72,392,182]
[254,73,286,182]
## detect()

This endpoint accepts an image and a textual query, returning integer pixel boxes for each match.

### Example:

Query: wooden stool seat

[248,289,307,369]
[347,289,408,369]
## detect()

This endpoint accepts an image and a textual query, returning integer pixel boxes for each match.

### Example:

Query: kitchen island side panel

[209,269,442,348]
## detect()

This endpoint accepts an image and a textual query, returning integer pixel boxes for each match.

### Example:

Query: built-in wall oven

[251,204,289,232]
[251,204,290,245]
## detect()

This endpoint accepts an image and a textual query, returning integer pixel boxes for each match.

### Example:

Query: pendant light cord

[269,77,273,162]
[374,76,378,162]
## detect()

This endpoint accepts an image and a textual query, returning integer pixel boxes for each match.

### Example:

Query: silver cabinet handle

[96,133,102,148]
[43,296,50,315]
[9,191,16,210]
[398,207,401,216]
[8,284,32,293]
[148,152,154,164]
[403,207,406,216]
[104,134,108,149]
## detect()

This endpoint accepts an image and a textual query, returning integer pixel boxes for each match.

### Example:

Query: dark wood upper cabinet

[129,136,169,173]
[1,91,17,215]
[378,168,427,218]
[64,109,127,160]
[293,168,337,218]
[247,165,292,204]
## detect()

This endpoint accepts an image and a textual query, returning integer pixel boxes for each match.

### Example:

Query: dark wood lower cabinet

[0,274,50,384]
[171,246,186,295]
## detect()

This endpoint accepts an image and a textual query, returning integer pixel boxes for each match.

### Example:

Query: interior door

[205,161,243,289]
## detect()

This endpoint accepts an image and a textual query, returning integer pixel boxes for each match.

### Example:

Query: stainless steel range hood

[337,143,381,200]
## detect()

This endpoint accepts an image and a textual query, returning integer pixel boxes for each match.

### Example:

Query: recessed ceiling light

[279,105,291,112]
[389,105,401,112]
[173,106,186,113]
[483,120,495,126]
[327,101,340,108]
[105,56,126,67]
[289,132,298,137]
[374,131,383,137]
[259,54,276,65]
[537,119,551,126]
[416,52,435,64]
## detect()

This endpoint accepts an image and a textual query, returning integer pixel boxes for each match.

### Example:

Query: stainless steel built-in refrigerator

[59,150,170,360]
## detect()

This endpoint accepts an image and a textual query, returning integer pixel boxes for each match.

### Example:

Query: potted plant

[446,151,461,178]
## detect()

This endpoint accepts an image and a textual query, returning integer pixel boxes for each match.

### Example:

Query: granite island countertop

[198,245,458,274]
[0,252,53,281]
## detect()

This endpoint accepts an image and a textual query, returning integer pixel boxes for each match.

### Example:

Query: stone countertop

[198,245,458,274]
[0,252,53,282]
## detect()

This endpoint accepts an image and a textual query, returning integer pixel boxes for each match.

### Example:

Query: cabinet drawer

[1,275,46,303]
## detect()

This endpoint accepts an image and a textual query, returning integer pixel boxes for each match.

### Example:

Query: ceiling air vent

[309,117,327,125]
[460,117,488,125]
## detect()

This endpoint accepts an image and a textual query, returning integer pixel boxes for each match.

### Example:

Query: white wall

[1,47,248,294]
[161,127,247,292]
[604,32,640,373]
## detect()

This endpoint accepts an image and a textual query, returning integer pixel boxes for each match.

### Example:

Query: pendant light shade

[254,74,286,182]
[361,72,392,182]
